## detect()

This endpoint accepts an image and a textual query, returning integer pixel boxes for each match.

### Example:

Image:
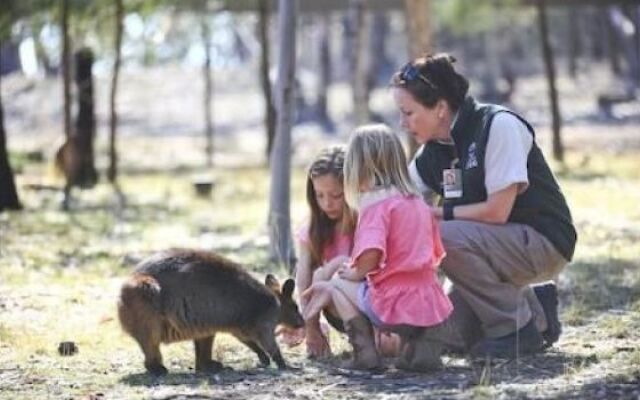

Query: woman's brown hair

[390,53,469,111]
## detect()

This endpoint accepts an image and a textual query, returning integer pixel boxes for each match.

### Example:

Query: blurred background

[1,3,640,399]
[2,0,638,169]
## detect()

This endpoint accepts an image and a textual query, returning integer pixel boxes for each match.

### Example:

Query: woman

[390,53,577,358]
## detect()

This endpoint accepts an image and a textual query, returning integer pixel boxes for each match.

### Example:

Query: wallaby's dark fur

[54,136,97,210]
[117,249,304,376]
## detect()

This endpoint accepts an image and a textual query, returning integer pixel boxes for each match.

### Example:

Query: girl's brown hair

[306,146,356,269]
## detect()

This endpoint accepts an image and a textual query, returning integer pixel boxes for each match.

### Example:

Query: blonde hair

[344,124,419,208]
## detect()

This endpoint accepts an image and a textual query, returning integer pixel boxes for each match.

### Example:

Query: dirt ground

[1,63,640,400]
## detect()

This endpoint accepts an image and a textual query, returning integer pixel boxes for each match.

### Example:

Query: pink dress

[296,220,353,263]
[352,188,452,327]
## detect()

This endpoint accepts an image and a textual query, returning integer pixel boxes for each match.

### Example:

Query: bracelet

[443,203,455,221]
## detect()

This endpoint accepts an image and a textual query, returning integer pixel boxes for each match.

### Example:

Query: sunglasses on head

[400,63,436,89]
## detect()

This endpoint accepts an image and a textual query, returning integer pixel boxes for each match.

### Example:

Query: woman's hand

[432,206,443,220]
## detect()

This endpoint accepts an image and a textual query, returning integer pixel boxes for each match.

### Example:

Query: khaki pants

[440,220,567,341]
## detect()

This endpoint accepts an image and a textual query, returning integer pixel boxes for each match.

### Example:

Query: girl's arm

[295,244,314,310]
[338,249,382,281]
[295,243,332,358]
[314,254,350,281]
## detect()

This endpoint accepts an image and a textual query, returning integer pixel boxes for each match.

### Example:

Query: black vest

[414,97,577,261]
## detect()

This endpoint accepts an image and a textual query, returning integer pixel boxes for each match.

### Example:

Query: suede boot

[470,318,544,358]
[343,315,383,370]
[395,319,460,373]
[534,283,561,347]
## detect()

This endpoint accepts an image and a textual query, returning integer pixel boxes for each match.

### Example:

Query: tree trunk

[316,12,333,132]
[567,7,582,78]
[349,0,370,125]
[202,14,214,167]
[0,61,22,212]
[108,0,123,183]
[404,0,432,62]
[61,0,72,139]
[258,0,276,161]
[404,0,432,157]
[605,7,622,76]
[369,12,390,91]
[73,48,98,188]
[609,6,640,89]
[536,0,563,163]
[268,0,297,269]
[589,7,605,61]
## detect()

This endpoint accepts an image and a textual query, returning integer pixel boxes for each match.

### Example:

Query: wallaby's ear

[265,274,280,292]
[282,279,295,298]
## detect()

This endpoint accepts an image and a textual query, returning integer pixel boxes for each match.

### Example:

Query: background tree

[348,0,370,125]
[0,60,22,212]
[536,0,563,162]
[61,0,72,139]
[268,0,297,269]
[201,4,214,167]
[404,0,433,156]
[72,47,98,188]
[108,0,124,183]
[258,0,277,161]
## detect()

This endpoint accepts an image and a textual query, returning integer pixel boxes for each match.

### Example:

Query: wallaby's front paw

[196,360,223,373]
[146,364,168,376]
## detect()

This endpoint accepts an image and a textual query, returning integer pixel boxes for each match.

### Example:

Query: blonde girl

[303,124,457,372]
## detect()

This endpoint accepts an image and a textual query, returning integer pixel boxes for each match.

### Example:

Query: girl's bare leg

[330,278,362,321]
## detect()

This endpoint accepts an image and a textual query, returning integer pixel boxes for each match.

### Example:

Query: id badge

[443,168,463,199]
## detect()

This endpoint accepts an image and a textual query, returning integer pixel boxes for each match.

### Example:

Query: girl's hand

[301,282,333,321]
[337,265,360,281]
[305,324,331,358]
[276,326,306,348]
[317,255,350,280]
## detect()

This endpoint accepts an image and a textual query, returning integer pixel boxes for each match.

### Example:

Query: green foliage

[435,0,532,35]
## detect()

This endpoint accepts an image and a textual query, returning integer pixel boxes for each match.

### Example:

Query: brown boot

[396,318,460,373]
[407,334,444,372]
[395,335,415,370]
[343,315,383,370]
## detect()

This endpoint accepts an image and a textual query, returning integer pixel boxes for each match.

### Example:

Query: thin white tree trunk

[201,14,214,167]
[268,0,297,269]
[108,0,123,183]
[350,0,369,125]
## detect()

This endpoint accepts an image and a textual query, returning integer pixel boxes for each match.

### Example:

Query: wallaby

[54,136,97,210]
[117,249,304,376]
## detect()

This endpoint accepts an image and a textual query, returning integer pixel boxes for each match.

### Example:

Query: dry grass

[1,135,640,399]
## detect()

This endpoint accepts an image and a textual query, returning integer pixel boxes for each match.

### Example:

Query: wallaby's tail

[117,274,164,344]
[118,275,162,337]
[119,274,162,310]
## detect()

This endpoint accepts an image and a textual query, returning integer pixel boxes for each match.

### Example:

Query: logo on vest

[465,142,478,169]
